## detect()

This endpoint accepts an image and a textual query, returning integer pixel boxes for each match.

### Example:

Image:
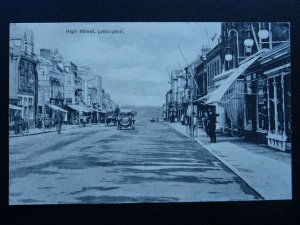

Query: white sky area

[13,22,221,107]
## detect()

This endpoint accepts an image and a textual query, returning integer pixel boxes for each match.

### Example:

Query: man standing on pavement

[207,108,217,143]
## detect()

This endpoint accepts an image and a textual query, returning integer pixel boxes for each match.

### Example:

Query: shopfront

[67,104,91,125]
[9,104,23,132]
[243,43,291,151]
[206,51,264,134]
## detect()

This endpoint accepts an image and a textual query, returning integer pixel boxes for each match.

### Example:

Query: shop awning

[120,108,132,113]
[206,51,264,104]
[9,104,23,111]
[67,104,91,113]
[89,108,103,113]
[47,104,68,113]
[195,91,216,103]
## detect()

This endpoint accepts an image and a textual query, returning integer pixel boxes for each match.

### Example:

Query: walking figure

[207,108,216,143]
[54,109,63,134]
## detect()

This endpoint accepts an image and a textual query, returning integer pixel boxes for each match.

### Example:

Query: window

[245,81,257,129]
[214,62,216,77]
[257,79,268,130]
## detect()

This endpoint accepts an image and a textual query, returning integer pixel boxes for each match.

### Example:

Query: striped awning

[206,51,264,104]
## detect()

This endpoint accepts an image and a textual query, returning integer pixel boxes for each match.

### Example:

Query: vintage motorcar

[117,109,136,130]
[105,113,118,126]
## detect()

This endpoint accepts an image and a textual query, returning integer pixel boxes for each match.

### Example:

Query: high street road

[9,118,261,204]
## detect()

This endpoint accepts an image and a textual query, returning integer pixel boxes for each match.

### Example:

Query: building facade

[9,25,38,128]
[243,43,291,150]
[36,49,68,122]
[164,22,291,151]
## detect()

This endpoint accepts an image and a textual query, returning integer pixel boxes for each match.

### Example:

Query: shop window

[276,76,284,134]
[282,75,291,141]
[28,106,33,119]
[269,79,275,133]
[257,79,268,130]
[245,81,257,130]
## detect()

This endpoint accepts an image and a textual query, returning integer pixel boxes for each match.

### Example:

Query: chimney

[40,49,51,59]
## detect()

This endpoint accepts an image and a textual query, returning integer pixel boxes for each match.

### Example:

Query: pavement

[9,123,105,138]
[167,122,292,200]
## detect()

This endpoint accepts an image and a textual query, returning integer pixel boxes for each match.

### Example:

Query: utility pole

[166,68,173,123]
[177,45,196,141]
[190,66,195,141]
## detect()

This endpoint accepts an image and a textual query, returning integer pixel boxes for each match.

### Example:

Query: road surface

[9,119,261,204]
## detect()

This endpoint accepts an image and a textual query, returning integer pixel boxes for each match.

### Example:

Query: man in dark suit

[207,108,217,143]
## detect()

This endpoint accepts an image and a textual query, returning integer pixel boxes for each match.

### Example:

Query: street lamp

[225,26,254,64]
[244,30,254,48]
[244,27,254,53]
[258,22,269,40]
[225,43,233,61]
[225,29,240,65]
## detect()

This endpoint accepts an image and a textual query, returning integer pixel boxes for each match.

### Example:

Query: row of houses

[9,24,116,129]
[164,22,291,151]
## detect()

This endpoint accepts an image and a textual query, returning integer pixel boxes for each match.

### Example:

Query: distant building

[64,61,78,105]
[36,48,68,122]
[103,93,115,112]
[78,66,103,109]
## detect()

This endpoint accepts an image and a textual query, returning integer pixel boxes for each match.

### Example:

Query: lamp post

[227,29,240,65]
[225,25,254,66]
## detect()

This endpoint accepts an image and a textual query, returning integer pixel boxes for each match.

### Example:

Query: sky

[12,22,221,107]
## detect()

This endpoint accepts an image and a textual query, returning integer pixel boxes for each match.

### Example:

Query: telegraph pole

[190,66,194,141]
[166,68,173,123]
[177,45,195,141]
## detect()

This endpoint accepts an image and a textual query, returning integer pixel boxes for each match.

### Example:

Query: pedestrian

[181,114,185,125]
[114,105,120,116]
[202,112,208,137]
[54,109,63,129]
[23,110,29,133]
[13,111,21,135]
[207,108,217,143]
[192,112,198,137]
[132,113,135,125]
[170,112,174,123]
